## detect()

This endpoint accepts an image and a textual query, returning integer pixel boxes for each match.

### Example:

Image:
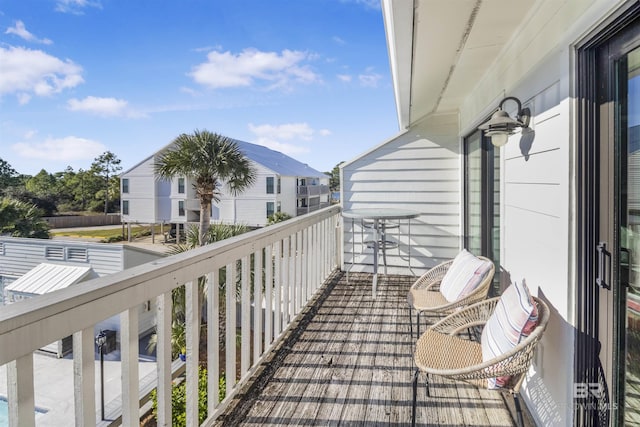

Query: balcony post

[121,307,139,425]
[73,328,96,426]
[155,292,172,426]
[7,355,35,427]
[185,280,200,427]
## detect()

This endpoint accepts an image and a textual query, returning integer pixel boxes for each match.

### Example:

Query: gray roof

[122,137,327,178]
[233,139,325,177]
[6,263,93,295]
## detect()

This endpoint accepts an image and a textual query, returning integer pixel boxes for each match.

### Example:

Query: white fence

[0,206,341,426]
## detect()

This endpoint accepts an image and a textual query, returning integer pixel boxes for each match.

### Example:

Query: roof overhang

[382,0,536,130]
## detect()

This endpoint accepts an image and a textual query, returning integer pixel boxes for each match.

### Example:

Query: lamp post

[95,330,107,421]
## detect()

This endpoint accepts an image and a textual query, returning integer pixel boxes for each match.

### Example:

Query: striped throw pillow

[481,279,539,389]
[439,249,493,303]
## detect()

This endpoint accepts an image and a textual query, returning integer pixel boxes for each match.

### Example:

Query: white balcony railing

[0,205,341,427]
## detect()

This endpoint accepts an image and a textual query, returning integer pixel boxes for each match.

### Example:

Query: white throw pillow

[439,249,492,303]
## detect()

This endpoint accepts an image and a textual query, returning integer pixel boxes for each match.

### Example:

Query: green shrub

[151,367,226,426]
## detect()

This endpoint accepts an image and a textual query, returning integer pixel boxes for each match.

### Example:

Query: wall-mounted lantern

[478,96,531,147]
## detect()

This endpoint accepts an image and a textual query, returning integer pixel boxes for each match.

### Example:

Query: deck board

[216,271,521,426]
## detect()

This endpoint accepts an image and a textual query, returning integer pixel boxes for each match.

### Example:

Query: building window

[178,200,185,216]
[122,200,129,215]
[277,177,281,194]
[266,201,275,218]
[0,242,4,255]
[178,177,185,194]
[277,201,281,213]
[122,178,129,193]
[266,177,275,194]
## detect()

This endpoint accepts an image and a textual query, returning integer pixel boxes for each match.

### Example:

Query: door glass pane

[621,45,640,426]
[465,132,482,254]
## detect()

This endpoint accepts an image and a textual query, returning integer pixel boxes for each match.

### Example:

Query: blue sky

[0,0,399,176]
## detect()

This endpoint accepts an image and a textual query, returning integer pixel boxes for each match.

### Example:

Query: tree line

[0,152,122,217]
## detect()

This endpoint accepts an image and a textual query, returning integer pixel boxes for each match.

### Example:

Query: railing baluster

[274,242,282,337]
[72,328,96,426]
[7,354,35,427]
[298,230,305,312]
[225,264,236,394]
[185,280,200,426]
[311,222,318,289]
[264,244,273,348]
[208,271,220,413]
[253,249,263,363]
[121,306,139,426]
[298,230,309,309]
[155,292,172,426]
[240,256,250,376]
[283,236,290,325]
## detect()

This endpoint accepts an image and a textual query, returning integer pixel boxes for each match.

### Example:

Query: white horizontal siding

[122,157,169,223]
[342,113,461,274]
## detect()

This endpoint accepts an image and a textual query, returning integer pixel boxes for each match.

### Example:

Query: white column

[121,307,139,426]
[7,355,35,427]
[155,292,172,426]
[73,328,96,426]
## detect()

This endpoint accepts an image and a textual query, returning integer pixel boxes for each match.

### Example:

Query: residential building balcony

[0,206,520,426]
[297,184,329,197]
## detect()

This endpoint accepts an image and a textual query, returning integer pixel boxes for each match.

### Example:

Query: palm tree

[0,198,50,238]
[155,130,256,246]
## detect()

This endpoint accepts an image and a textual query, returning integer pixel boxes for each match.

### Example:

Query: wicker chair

[407,256,495,339]
[411,296,550,427]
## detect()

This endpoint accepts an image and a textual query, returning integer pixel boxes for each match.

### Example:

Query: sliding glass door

[464,130,500,295]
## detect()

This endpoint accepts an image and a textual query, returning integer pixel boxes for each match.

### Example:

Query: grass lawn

[50,225,162,241]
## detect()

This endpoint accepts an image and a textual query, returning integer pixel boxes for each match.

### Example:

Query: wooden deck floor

[216,271,522,426]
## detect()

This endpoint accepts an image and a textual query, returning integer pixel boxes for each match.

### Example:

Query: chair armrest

[411,260,454,291]
[429,297,500,335]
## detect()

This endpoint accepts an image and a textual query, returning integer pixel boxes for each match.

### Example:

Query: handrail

[0,205,342,426]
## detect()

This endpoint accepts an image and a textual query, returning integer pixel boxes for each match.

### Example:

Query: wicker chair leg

[513,392,524,427]
[412,369,419,427]
[409,307,414,340]
[425,373,430,397]
[416,312,421,338]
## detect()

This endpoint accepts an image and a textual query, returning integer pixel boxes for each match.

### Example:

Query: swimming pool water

[0,398,8,427]
[0,397,47,426]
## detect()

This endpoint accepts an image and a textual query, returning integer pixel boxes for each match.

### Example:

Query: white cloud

[341,0,380,10]
[254,139,309,156]
[17,93,31,105]
[249,123,314,141]
[5,21,53,45]
[358,70,382,87]
[332,36,346,45]
[189,48,321,91]
[55,0,102,14]
[0,46,83,100]
[67,96,143,118]
[337,74,352,83]
[12,136,106,161]
[248,122,330,156]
